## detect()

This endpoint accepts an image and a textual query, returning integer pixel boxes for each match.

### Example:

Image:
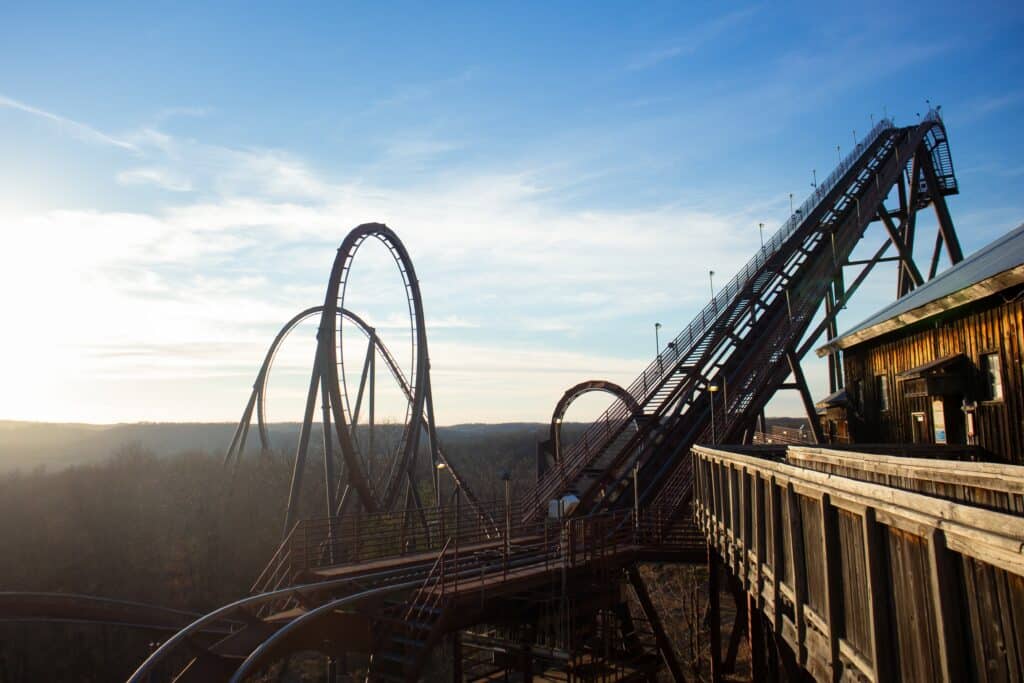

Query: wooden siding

[842,287,1024,464]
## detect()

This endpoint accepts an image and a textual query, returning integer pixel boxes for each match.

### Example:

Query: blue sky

[1,1,1022,424]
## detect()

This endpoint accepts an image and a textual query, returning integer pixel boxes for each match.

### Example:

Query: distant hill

[0,420,546,473]
[0,417,809,473]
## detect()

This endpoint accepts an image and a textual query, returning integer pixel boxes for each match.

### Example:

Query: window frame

[979,351,1004,403]
[876,373,891,412]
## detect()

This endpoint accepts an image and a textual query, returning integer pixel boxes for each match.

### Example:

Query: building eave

[816,264,1024,357]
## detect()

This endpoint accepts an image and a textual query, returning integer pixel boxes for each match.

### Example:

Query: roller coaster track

[222,305,492,534]
[526,110,961,527]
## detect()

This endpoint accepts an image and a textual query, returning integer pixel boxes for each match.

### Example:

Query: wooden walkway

[692,444,1024,683]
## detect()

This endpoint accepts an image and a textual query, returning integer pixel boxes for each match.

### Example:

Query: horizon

[2,2,1023,426]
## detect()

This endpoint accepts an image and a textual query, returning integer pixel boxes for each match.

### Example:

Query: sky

[0,1,1022,426]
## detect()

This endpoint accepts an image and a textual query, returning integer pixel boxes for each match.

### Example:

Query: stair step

[376,616,437,631]
[391,635,428,649]
[375,651,408,664]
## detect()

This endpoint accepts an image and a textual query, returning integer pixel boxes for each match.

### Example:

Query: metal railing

[254,495,704,600]
[526,117,898,514]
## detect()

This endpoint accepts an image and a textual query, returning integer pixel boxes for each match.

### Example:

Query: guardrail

[255,494,705,599]
[692,444,1024,683]
[784,445,1024,514]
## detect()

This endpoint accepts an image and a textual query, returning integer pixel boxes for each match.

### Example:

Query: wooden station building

[816,223,1024,464]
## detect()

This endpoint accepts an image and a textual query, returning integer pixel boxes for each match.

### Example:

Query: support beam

[748,594,766,682]
[320,373,336,517]
[722,579,747,674]
[877,210,924,289]
[785,350,824,444]
[928,230,944,280]
[451,632,462,683]
[845,256,901,266]
[224,388,258,467]
[283,351,323,537]
[919,150,963,264]
[798,239,892,360]
[627,566,686,683]
[708,547,723,683]
[899,156,921,297]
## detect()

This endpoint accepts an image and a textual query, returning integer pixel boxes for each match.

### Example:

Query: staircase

[368,539,454,682]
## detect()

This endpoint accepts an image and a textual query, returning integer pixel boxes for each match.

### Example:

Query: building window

[876,374,890,411]
[981,353,1003,401]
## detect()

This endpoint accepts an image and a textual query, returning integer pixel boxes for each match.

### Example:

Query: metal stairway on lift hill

[527,111,958,524]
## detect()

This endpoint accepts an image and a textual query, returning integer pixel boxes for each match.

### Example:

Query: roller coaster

[3,108,972,681]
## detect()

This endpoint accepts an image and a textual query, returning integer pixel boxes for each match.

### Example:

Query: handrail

[251,520,300,593]
[404,536,453,621]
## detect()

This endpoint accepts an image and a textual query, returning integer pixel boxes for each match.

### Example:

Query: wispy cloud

[626,6,760,71]
[954,90,1024,125]
[117,167,194,192]
[0,93,138,151]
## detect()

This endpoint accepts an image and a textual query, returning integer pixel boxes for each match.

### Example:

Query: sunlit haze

[1,3,1022,424]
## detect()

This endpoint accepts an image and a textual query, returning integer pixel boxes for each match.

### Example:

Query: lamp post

[709,383,719,443]
[654,322,662,358]
[836,145,841,164]
[436,461,447,508]
[500,470,511,566]
[811,169,817,189]
[759,222,765,249]
[789,192,794,215]
[709,270,716,300]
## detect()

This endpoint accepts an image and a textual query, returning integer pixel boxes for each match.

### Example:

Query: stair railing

[527,119,897,514]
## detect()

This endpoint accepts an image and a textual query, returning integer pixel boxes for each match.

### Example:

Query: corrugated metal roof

[818,223,1024,354]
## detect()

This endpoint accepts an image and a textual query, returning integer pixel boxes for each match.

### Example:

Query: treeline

[0,446,293,680]
[0,422,550,681]
[0,423,722,681]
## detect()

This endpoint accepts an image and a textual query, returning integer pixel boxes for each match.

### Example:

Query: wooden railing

[692,445,1024,683]
[784,445,1024,514]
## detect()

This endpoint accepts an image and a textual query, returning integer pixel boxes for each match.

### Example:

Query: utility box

[548,494,579,519]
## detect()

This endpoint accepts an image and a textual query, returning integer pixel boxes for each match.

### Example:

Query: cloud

[0,93,138,150]
[117,167,194,192]
[954,91,1024,125]
[626,6,759,71]
[0,89,912,424]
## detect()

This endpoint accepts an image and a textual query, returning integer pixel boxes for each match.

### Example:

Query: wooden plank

[861,508,893,683]
[770,476,785,638]
[927,529,967,683]
[785,484,808,665]
[819,493,842,682]
[741,467,752,586]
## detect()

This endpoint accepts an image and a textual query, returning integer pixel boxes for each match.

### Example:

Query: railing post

[928,528,967,683]
[633,461,640,545]
[354,509,362,565]
[302,523,310,570]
